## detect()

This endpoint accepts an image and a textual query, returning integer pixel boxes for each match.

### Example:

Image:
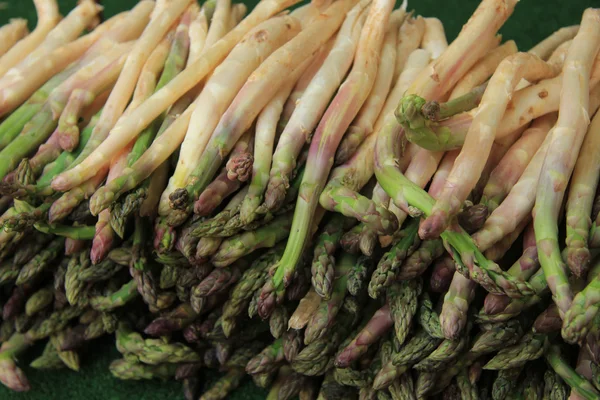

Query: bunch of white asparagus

[1,0,600,398]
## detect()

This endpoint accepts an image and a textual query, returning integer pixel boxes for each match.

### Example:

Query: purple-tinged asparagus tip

[91,227,114,265]
[144,318,179,337]
[58,126,80,152]
[65,238,86,256]
[483,294,511,315]
[458,204,489,234]
[567,248,591,278]
[419,212,449,240]
[429,258,455,293]
[265,176,288,212]
[258,281,277,320]
[226,154,254,182]
[0,360,30,392]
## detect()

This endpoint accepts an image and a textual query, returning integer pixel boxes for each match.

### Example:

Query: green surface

[0,0,596,398]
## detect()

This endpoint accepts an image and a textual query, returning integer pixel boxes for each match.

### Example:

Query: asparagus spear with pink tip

[270,0,396,299]
[534,9,600,316]
[50,0,304,194]
[264,0,369,212]
[472,87,600,253]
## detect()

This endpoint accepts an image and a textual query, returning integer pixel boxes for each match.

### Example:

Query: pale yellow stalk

[0,14,121,116]
[450,40,518,99]
[0,0,60,76]
[0,0,102,89]
[529,25,579,60]
[0,19,28,58]
[407,0,518,101]
[375,48,431,133]
[188,10,209,63]
[206,0,232,49]
[473,85,600,252]
[266,0,371,210]
[421,17,447,60]
[279,38,335,132]
[229,4,248,29]
[393,16,425,81]
[335,9,401,164]
[481,113,557,212]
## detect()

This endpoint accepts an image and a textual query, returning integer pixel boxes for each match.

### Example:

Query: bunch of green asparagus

[0,0,600,398]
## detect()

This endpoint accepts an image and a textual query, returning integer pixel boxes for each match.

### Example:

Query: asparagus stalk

[546,345,600,400]
[565,108,600,277]
[450,40,518,98]
[534,9,600,316]
[335,16,400,165]
[480,113,557,212]
[265,0,369,211]
[304,253,354,344]
[0,0,60,76]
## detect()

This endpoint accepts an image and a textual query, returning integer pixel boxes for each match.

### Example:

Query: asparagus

[311,214,356,298]
[388,279,422,345]
[546,345,600,400]
[16,237,63,286]
[335,304,393,368]
[269,0,397,303]
[534,9,600,316]
[265,1,369,211]
[369,218,420,299]
[304,253,354,344]
[25,286,54,316]
[211,212,293,267]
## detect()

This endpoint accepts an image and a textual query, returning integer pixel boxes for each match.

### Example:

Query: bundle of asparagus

[0,0,599,398]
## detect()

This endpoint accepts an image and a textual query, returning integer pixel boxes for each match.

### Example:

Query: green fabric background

[0,0,595,398]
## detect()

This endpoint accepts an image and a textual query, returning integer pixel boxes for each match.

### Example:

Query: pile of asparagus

[0,0,600,398]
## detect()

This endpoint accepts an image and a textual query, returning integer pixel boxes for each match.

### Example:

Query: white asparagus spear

[529,25,579,60]
[0,0,60,76]
[239,62,313,224]
[51,0,194,192]
[450,40,518,99]
[0,1,155,117]
[534,9,600,316]
[335,16,399,165]
[0,0,102,89]
[0,19,29,58]
[393,16,425,81]
[421,17,447,60]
